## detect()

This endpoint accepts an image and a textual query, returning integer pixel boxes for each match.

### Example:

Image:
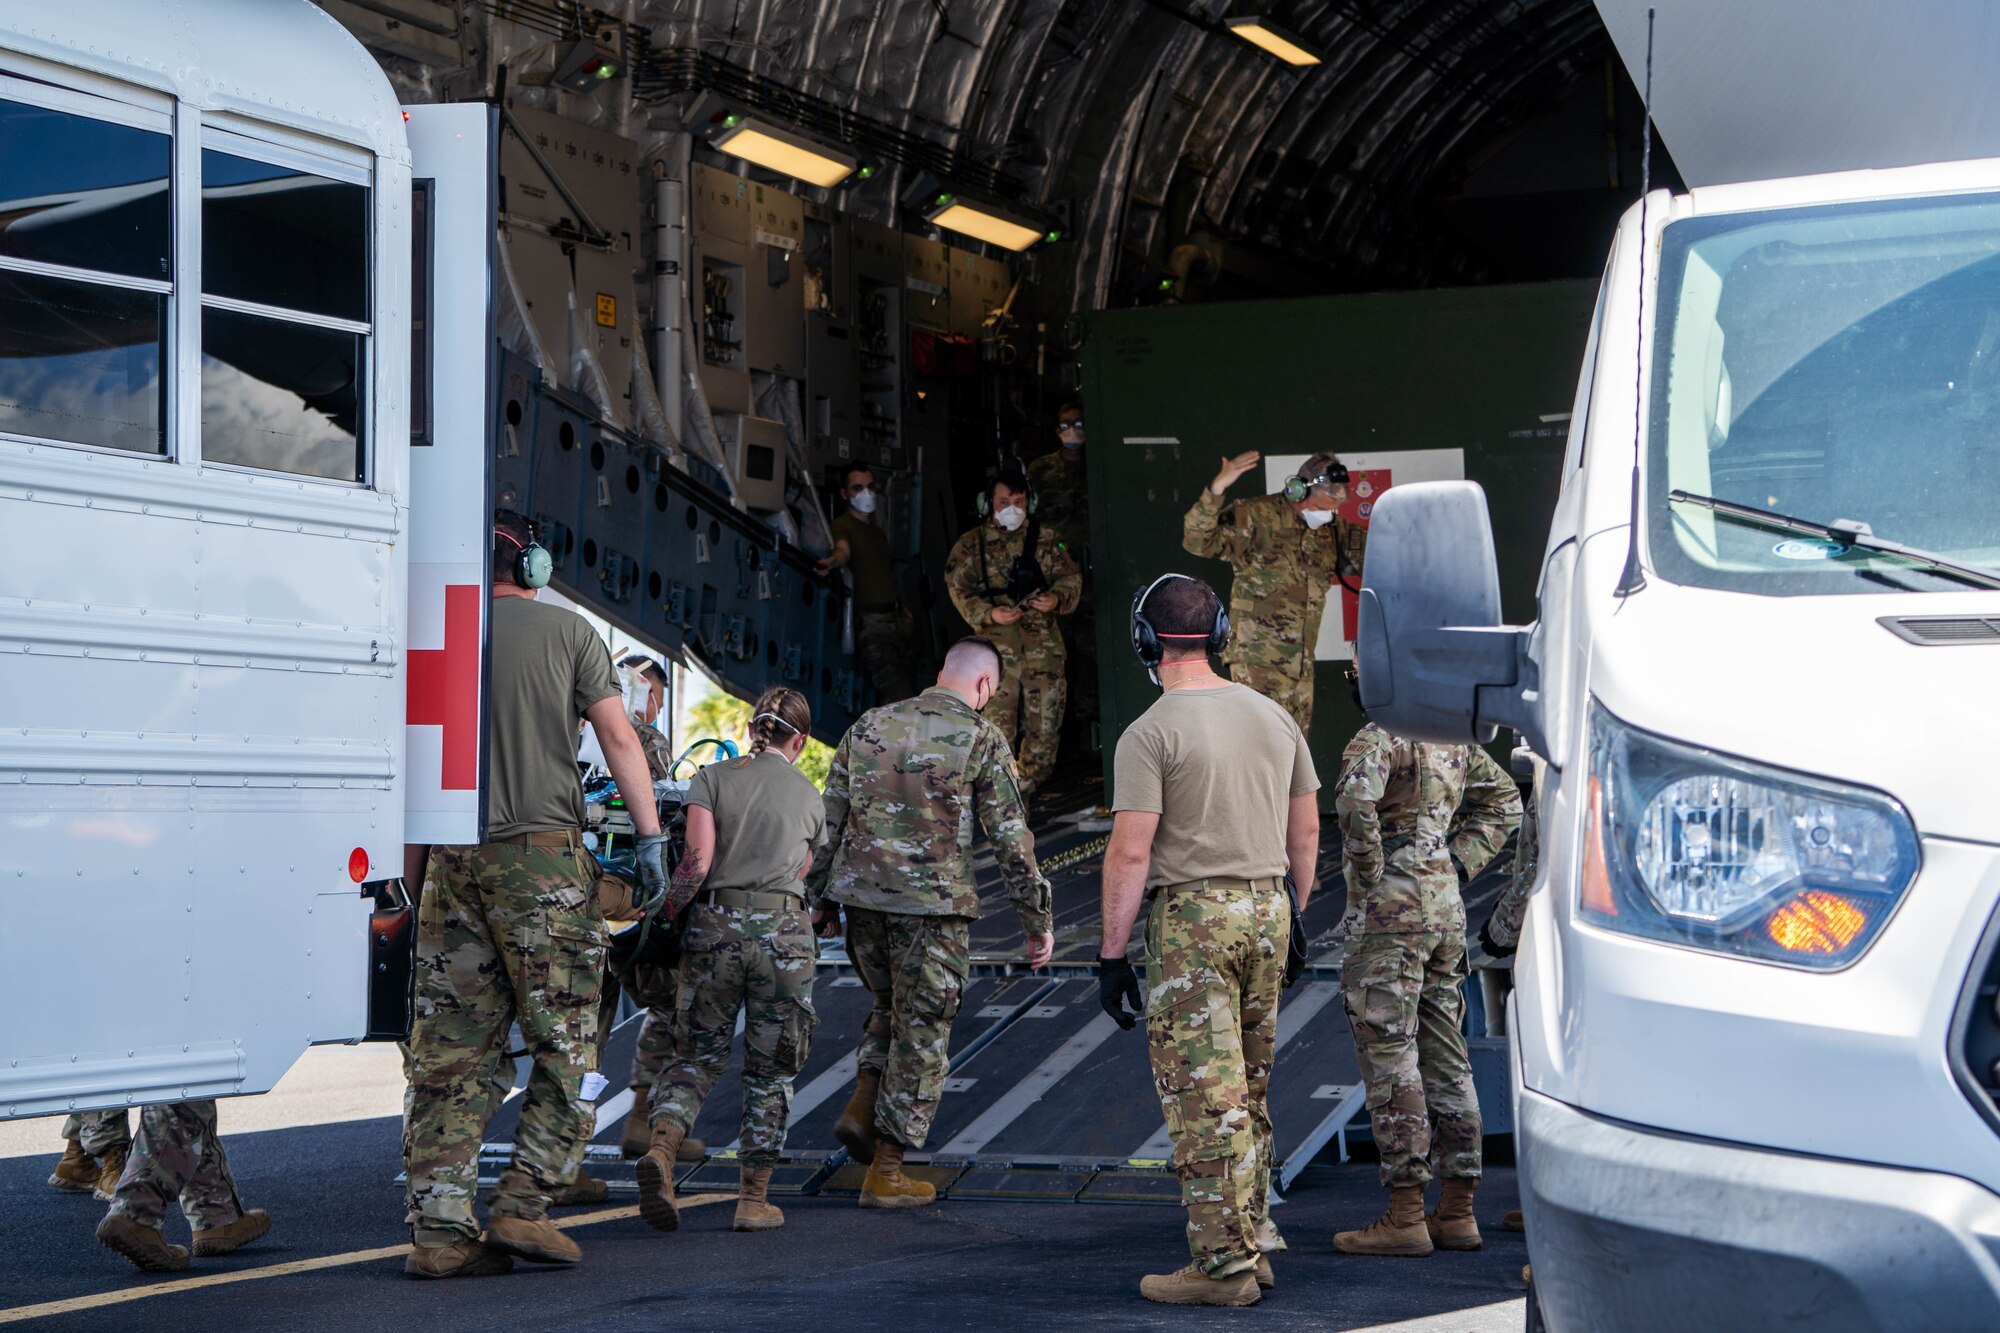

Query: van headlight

[1579,703,1919,969]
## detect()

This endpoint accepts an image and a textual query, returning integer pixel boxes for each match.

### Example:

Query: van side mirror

[1354,481,1543,752]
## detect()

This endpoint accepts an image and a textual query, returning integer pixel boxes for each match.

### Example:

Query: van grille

[1879,616,2000,646]
[1952,911,2000,1136]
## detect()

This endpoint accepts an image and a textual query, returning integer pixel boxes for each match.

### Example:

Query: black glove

[1098,955,1143,1030]
[1478,916,1517,959]
[634,832,670,908]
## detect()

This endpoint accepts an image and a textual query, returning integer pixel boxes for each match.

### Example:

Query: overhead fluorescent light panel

[712,114,859,188]
[924,192,1048,252]
[1224,16,1323,66]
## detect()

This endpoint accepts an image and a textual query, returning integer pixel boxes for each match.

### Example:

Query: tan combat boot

[733,1166,784,1232]
[1254,1254,1275,1290]
[635,1121,684,1232]
[96,1214,190,1273]
[1139,1263,1261,1307]
[404,1238,514,1279]
[193,1208,271,1256]
[1426,1177,1482,1251]
[858,1139,934,1209]
[1503,1209,1526,1233]
[49,1139,98,1193]
[833,1068,881,1165]
[91,1147,128,1203]
[485,1215,581,1265]
[1335,1185,1434,1257]
[551,1175,609,1206]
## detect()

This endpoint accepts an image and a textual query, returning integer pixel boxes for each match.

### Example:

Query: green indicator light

[594,62,618,80]
[724,113,742,128]
[857,165,876,180]
[1158,277,1174,291]
[1045,229,1062,243]
[936,192,953,205]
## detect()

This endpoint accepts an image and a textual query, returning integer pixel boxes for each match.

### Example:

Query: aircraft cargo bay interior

[8,2,2000,1331]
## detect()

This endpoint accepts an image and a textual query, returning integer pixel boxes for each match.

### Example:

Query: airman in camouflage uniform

[636,697,826,1234]
[401,515,665,1278]
[944,469,1082,794]
[811,641,1054,1206]
[50,1109,130,1198]
[94,1100,271,1272]
[1332,722,1520,1257]
[1097,572,1321,1306]
[1183,451,1367,733]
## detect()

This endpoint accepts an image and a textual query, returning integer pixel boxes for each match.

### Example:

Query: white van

[1359,163,2000,1328]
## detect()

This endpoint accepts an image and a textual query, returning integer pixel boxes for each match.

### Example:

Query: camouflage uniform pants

[651,899,819,1165]
[1226,657,1315,735]
[1144,878,1288,1276]
[61,1110,132,1157]
[1341,930,1481,1188]
[844,907,970,1149]
[628,1006,675,1094]
[105,1100,244,1232]
[988,628,1067,793]
[405,840,606,1246]
[856,609,920,704]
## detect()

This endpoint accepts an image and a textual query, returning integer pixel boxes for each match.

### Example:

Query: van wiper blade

[1668,490,2000,591]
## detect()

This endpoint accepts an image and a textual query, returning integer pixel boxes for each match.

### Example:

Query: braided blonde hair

[748,685,812,755]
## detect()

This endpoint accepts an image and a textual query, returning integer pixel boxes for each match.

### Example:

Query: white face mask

[849,487,877,515]
[1300,507,1336,530]
[995,504,1026,531]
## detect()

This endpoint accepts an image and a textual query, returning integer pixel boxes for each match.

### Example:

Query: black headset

[1131,573,1231,682]
[1281,459,1351,505]
[495,524,553,589]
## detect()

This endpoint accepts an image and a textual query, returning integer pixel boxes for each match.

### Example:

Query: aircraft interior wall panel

[573,427,652,615]
[745,185,806,377]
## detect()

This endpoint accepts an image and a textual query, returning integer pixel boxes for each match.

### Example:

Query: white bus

[0,1,493,1116]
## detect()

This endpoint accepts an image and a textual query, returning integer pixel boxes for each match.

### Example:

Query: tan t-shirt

[684,749,826,895]
[487,594,620,840]
[1112,682,1319,888]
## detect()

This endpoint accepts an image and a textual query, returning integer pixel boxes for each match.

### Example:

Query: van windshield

[1647,193,2000,595]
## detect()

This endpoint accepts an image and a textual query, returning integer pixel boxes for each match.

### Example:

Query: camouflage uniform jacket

[1026,451,1091,565]
[1333,723,1521,934]
[809,685,1053,934]
[1181,489,1367,664]
[944,518,1082,654]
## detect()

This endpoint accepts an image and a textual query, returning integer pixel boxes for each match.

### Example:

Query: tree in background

[684,688,833,789]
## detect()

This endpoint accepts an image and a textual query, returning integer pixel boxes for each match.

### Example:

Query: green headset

[1281,458,1350,505]
[495,524,552,589]
[975,468,1037,518]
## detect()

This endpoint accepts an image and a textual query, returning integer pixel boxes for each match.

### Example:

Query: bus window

[198,145,369,483]
[0,95,169,455]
